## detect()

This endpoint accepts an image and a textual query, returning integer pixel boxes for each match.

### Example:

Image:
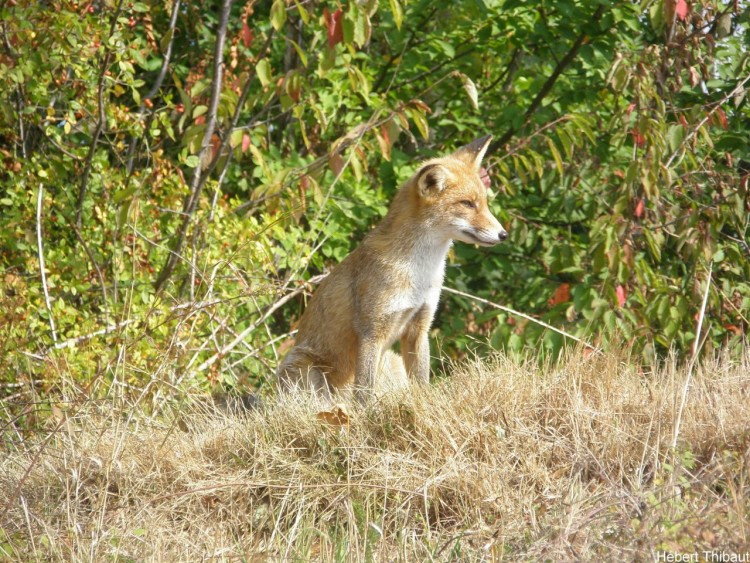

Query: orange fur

[277,135,506,401]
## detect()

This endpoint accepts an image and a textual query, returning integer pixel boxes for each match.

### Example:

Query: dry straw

[1,348,749,560]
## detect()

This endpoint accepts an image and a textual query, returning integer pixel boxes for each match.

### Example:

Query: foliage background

[1,0,748,397]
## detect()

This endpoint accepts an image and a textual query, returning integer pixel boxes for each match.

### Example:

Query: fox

[276,135,507,402]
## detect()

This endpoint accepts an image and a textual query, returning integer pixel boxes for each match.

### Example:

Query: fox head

[415,135,507,246]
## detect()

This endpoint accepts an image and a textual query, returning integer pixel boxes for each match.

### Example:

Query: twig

[204,28,277,222]
[671,262,713,450]
[144,0,182,101]
[71,224,110,327]
[36,184,57,343]
[483,47,521,94]
[442,286,600,353]
[1,21,28,158]
[50,319,137,351]
[372,6,438,93]
[194,274,327,374]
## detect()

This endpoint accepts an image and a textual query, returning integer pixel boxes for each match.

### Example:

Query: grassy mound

[2,350,749,560]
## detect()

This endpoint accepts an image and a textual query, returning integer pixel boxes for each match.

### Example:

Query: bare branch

[36,184,57,343]
[194,274,328,374]
[671,262,713,450]
[144,0,182,101]
[442,286,600,353]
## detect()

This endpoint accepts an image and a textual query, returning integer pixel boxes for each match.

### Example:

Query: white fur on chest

[388,239,451,314]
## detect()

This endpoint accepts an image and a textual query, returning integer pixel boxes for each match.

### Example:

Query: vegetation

[2,350,749,559]
[1,0,748,395]
[1,1,749,558]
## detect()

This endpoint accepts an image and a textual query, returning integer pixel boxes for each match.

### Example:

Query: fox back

[277,135,506,401]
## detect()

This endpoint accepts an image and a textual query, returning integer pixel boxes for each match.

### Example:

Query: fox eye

[460,199,476,209]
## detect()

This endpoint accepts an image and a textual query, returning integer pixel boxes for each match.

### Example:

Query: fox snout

[462,224,507,246]
[457,209,508,246]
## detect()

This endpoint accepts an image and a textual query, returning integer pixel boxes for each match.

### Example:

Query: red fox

[277,135,506,401]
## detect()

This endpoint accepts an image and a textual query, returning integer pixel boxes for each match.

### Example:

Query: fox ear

[452,134,493,170]
[417,164,451,197]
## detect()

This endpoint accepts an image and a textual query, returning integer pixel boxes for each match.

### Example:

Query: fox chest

[383,259,446,337]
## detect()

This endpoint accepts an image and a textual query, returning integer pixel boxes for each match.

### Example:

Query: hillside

[2,350,749,560]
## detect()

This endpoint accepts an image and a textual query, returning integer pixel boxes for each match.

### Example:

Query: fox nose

[498,229,508,242]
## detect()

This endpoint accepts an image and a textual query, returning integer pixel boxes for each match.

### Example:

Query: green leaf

[229,129,244,149]
[256,59,271,87]
[546,138,564,176]
[271,0,287,31]
[353,9,369,47]
[408,108,429,140]
[184,155,200,168]
[160,29,174,54]
[249,144,272,180]
[667,124,684,153]
[294,0,310,24]
[289,39,308,67]
[649,0,664,32]
[113,186,137,204]
[192,105,208,119]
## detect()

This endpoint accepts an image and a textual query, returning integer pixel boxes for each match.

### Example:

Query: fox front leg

[354,335,381,402]
[401,306,432,385]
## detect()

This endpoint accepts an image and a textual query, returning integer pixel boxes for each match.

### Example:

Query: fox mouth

[461,229,499,246]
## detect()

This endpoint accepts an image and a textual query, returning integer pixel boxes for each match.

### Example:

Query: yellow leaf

[389,0,404,30]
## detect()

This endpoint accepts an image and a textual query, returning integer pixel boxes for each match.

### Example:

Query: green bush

[1,0,747,395]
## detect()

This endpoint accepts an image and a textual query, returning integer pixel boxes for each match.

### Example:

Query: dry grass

[2,349,749,561]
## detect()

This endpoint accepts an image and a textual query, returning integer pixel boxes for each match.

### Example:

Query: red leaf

[626,102,636,115]
[634,198,645,219]
[630,129,646,148]
[715,107,729,130]
[380,124,391,149]
[548,283,571,307]
[675,0,688,21]
[324,8,344,48]
[616,285,627,308]
[329,152,344,176]
[210,134,221,161]
[241,21,253,48]
[241,133,251,153]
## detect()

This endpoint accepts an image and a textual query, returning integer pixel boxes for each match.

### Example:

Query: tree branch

[490,5,605,153]
[442,286,600,353]
[36,184,57,343]
[153,0,233,292]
